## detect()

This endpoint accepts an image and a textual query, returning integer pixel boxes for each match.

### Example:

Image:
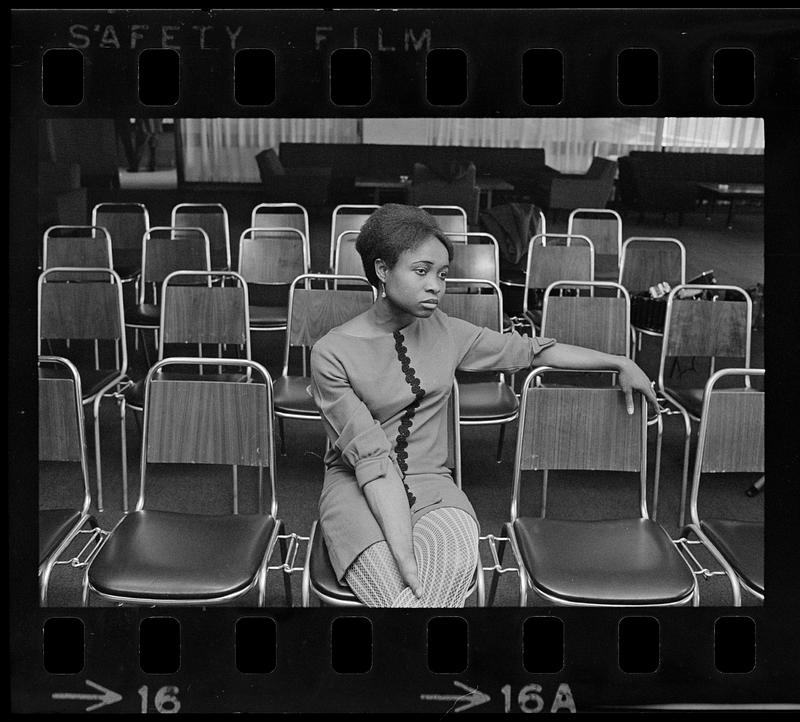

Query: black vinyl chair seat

[664,386,704,418]
[273,376,317,416]
[701,519,764,593]
[125,303,160,327]
[513,516,696,605]
[248,304,288,327]
[89,510,276,600]
[309,524,360,603]
[39,509,83,564]
[458,381,519,421]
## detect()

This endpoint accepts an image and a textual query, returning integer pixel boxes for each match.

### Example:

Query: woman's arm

[533,342,660,413]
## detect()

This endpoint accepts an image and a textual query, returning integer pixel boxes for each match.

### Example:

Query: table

[354,176,515,210]
[696,182,764,228]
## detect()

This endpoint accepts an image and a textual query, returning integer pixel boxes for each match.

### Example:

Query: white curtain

[180,118,361,182]
[662,117,764,153]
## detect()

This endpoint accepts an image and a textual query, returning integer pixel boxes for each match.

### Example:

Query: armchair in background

[409,161,480,226]
[532,157,617,217]
[255,148,332,207]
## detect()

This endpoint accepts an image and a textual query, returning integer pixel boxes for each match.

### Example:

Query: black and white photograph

[11,7,799,714]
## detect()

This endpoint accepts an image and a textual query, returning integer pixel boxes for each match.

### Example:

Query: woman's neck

[367,297,417,334]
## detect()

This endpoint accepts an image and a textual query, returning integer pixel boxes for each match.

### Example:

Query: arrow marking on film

[421,680,491,712]
[52,679,122,712]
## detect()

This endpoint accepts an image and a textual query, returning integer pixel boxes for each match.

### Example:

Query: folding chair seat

[567,208,623,282]
[328,204,379,272]
[91,202,150,282]
[302,382,485,607]
[237,226,310,334]
[272,273,375,454]
[38,268,129,512]
[439,279,518,462]
[42,225,113,281]
[85,357,290,607]
[171,202,232,271]
[655,284,753,526]
[116,270,252,512]
[38,356,104,605]
[488,368,697,607]
[520,232,595,334]
[677,368,764,605]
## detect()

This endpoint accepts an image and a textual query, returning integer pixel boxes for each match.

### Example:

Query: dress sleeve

[448,315,557,372]
[309,340,398,490]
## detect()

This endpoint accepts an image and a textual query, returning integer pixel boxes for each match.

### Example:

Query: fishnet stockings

[345,507,479,608]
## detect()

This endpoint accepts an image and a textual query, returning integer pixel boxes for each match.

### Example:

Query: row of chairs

[39,352,764,608]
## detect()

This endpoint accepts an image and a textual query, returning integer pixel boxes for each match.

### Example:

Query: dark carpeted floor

[40,192,765,608]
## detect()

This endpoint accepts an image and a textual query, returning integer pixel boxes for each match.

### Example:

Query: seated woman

[309,204,658,608]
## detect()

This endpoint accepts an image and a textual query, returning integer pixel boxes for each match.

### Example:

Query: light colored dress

[309,309,556,582]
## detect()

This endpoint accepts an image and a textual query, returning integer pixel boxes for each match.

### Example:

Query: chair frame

[171,202,232,271]
[116,270,252,513]
[421,205,469,241]
[677,368,764,606]
[655,283,753,527]
[91,202,151,282]
[38,267,129,512]
[38,355,105,605]
[42,225,113,279]
[85,357,286,607]
[567,207,623,281]
[492,366,697,608]
[332,229,364,277]
[329,204,380,272]
[446,232,501,286]
[250,202,311,265]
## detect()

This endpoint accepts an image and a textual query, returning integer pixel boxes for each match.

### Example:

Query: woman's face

[379,235,449,318]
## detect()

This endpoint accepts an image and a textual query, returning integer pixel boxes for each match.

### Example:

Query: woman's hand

[616,358,661,415]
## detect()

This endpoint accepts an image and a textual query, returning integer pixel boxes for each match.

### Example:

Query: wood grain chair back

[619,237,686,292]
[43,225,112,282]
[541,281,630,357]
[140,227,211,290]
[238,227,309,285]
[329,205,379,270]
[92,202,150,254]
[251,203,310,266]
[333,230,364,276]
[421,205,468,242]
[171,203,231,271]
[567,209,622,258]
[39,356,86,466]
[160,271,250,352]
[440,280,503,331]
[448,233,500,285]
[524,233,594,305]
[282,274,375,373]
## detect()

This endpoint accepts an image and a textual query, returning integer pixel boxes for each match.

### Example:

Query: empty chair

[171,202,232,271]
[421,205,469,242]
[656,283,753,527]
[567,208,623,282]
[447,232,500,285]
[409,162,480,225]
[85,357,290,607]
[38,355,103,606]
[488,367,697,607]
[91,202,150,282]
[237,226,310,336]
[116,270,252,513]
[678,368,764,606]
[38,268,129,512]
[251,202,311,265]
[440,279,519,462]
[521,232,595,333]
[273,273,376,454]
[329,204,379,272]
[124,226,211,365]
[301,381,484,607]
[42,225,113,281]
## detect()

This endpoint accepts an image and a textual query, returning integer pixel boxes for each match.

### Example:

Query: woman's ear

[374,258,388,283]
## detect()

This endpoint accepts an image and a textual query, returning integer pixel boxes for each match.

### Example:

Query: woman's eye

[439,272,448,280]
[415,268,427,275]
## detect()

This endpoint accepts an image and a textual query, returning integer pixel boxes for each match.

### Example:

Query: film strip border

[10,8,800,115]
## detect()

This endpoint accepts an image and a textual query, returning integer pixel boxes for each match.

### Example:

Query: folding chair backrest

[140,361,276,519]
[39,268,125,342]
[333,230,364,276]
[696,370,764,475]
[238,227,308,284]
[91,202,150,254]
[517,373,644,473]
[43,225,113,282]
[252,202,310,240]
[541,281,630,356]
[448,233,500,284]
[421,205,468,242]
[440,280,503,331]
[160,271,250,351]
[171,203,231,271]
[141,227,211,285]
[568,209,622,258]
[330,205,379,270]
[525,233,594,293]
[39,356,86,464]
[620,237,686,292]
[663,285,751,359]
